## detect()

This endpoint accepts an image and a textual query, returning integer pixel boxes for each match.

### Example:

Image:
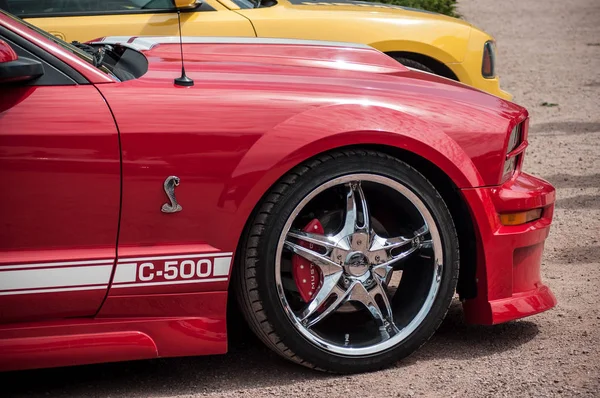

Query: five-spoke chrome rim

[275,174,443,356]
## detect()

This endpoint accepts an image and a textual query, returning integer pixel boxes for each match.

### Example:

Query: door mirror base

[172,0,202,10]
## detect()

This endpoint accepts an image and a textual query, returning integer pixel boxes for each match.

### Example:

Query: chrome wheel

[236,150,458,373]
[276,174,443,356]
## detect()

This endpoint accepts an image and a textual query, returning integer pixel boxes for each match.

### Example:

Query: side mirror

[172,0,201,9]
[0,40,44,84]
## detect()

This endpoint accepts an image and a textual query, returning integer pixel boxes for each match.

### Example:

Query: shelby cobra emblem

[161,175,182,213]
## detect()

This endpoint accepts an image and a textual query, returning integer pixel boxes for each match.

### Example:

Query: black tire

[234,149,459,373]
[392,57,435,74]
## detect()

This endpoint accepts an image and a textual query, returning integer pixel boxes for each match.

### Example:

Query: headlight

[482,41,496,78]
[501,156,517,182]
[501,123,523,182]
[506,124,521,153]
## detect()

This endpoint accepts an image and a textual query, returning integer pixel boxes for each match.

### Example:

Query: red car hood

[92,36,524,187]
[92,36,486,99]
[93,36,408,75]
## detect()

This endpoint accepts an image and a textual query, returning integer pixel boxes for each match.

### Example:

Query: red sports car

[0,7,556,374]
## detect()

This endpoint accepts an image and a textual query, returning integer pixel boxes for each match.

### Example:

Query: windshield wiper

[71,41,108,68]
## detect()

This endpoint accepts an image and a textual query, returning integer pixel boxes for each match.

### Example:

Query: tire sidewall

[392,56,435,74]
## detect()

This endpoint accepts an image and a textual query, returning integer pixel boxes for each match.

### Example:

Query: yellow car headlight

[482,41,496,78]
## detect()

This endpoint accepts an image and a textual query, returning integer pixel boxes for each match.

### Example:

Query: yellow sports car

[2,0,511,99]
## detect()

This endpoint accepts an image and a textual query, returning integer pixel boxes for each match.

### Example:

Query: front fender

[224,103,485,239]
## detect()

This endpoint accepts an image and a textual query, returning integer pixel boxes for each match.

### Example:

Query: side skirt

[0,291,227,372]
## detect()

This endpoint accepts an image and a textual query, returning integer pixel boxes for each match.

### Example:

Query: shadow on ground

[556,194,600,210]
[529,121,600,134]
[547,245,600,264]
[419,302,539,360]
[543,173,600,189]
[0,302,539,398]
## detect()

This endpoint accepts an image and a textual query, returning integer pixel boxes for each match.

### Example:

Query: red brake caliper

[292,218,324,303]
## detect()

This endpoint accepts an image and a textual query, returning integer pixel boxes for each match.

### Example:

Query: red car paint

[0,38,16,62]
[0,13,556,372]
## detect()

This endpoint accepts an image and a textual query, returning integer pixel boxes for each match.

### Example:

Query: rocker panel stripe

[0,265,112,291]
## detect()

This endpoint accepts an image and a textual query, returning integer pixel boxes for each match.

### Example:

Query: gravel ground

[2,0,599,396]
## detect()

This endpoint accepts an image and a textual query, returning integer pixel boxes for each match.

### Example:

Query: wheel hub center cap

[345,251,370,276]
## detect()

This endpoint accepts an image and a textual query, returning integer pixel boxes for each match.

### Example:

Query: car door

[0,29,120,323]
[3,0,255,43]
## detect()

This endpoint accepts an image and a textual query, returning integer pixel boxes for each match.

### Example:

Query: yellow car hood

[277,0,471,27]
[232,0,474,64]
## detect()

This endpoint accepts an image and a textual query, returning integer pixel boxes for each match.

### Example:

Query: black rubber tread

[392,57,435,74]
[234,149,459,373]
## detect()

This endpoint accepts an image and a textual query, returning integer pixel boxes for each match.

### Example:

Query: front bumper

[474,76,512,101]
[448,63,513,101]
[460,172,557,325]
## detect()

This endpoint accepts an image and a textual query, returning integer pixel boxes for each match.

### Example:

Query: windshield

[229,0,278,9]
[230,0,259,8]
[0,9,114,76]
[2,0,176,15]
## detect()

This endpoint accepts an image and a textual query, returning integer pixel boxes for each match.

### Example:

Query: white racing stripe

[112,253,232,288]
[0,265,113,291]
[0,253,232,296]
[113,262,137,283]
[95,36,370,51]
[213,257,232,277]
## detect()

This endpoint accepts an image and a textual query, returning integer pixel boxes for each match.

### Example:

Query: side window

[4,0,177,16]
[0,30,82,85]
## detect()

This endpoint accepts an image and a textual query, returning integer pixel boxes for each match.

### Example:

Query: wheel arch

[369,39,464,65]
[228,142,480,305]
[385,51,460,81]
[367,144,478,300]
[224,104,485,300]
